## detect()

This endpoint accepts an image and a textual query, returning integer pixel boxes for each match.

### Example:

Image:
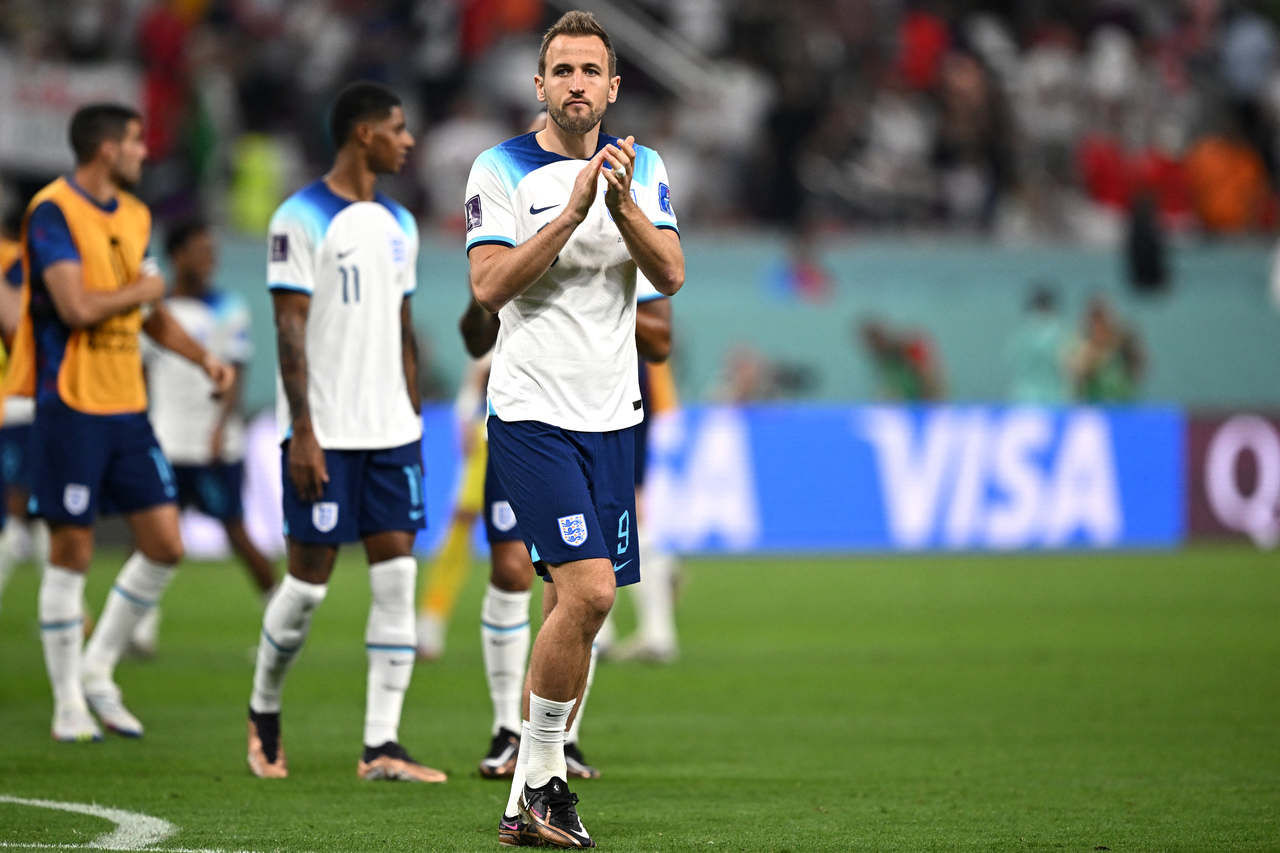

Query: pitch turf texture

[1,546,1277,852]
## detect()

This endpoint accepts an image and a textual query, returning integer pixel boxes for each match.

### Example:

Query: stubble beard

[549,100,606,136]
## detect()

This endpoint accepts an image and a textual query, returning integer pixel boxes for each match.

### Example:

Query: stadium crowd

[3,0,1280,242]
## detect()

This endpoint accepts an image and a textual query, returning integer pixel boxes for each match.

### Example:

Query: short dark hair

[69,103,142,165]
[165,216,209,258]
[538,10,616,77]
[329,82,401,149]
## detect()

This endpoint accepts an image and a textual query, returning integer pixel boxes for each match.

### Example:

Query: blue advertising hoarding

[640,404,1184,552]
[222,404,1185,558]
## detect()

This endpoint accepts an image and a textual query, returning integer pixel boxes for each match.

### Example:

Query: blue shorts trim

[281,440,427,545]
[28,399,176,524]
[486,417,639,587]
[173,462,245,521]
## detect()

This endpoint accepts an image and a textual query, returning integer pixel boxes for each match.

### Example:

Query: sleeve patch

[658,182,673,216]
[465,195,482,232]
[270,233,289,262]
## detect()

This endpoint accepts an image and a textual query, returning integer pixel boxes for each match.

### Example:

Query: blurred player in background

[466,11,684,846]
[5,103,234,742]
[0,204,49,617]
[132,218,277,655]
[606,306,681,664]
[413,354,489,660]
[245,82,444,784]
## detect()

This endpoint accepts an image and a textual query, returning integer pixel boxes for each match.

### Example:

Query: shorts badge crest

[492,500,518,533]
[312,501,339,533]
[557,513,588,547]
[63,484,90,516]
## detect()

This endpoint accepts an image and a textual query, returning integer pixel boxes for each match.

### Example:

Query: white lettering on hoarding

[861,407,1121,549]
[1205,415,1280,548]
[644,408,761,552]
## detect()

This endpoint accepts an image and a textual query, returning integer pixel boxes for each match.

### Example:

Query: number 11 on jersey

[339,265,361,303]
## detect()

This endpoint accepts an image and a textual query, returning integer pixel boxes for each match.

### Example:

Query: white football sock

[31,520,50,570]
[482,584,531,736]
[364,556,416,747]
[39,565,86,707]
[565,642,598,745]
[633,541,678,652]
[249,573,327,713]
[504,720,532,817]
[83,553,175,688]
[524,692,575,788]
[0,519,20,611]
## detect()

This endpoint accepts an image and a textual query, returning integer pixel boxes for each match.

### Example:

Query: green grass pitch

[0,545,1277,851]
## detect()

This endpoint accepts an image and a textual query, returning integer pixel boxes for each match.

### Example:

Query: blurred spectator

[857,317,944,401]
[1006,284,1070,404]
[1184,113,1271,233]
[714,346,816,402]
[418,94,507,229]
[932,50,1010,228]
[763,225,832,302]
[0,0,1276,238]
[1069,295,1145,403]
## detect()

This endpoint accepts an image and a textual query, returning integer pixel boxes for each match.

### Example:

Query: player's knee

[142,538,184,565]
[490,552,533,592]
[576,580,615,629]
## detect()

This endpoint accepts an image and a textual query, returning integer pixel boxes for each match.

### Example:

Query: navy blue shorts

[174,462,245,522]
[29,399,176,524]
[0,423,32,491]
[486,417,639,587]
[483,449,523,544]
[281,440,426,545]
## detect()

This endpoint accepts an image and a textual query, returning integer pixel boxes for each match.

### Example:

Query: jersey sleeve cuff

[466,236,517,253]
[654,222,679,234]
[268,282,312,294]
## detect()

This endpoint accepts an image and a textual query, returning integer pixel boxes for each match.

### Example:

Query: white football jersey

[464,132,678,432]
[145,291,252,464]
[267,180,421,449]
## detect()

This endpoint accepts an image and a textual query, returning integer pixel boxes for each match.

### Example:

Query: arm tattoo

[402,301,421,413]
[276,304,312,431]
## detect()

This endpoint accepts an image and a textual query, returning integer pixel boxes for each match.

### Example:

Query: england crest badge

[63,484,90,516]
[492,500,518,533]
[557,513,588,547]
[312,501,339,533]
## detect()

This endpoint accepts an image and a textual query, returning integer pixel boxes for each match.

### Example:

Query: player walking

[5,103,234,741]
[244,81,444,783]
[465,11,684,847]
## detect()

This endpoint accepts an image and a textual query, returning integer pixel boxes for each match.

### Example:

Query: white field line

[0,795,274,853]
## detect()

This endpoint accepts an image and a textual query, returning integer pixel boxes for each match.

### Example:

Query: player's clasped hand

[288,428,329,503]
[602,135,636,211]
[566,147,611,223]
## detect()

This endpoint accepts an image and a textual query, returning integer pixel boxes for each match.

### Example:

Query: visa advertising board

[195,405,1187,557]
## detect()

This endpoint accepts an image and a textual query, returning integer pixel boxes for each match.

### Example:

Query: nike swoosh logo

[612,560,631,573]
[529,203,559,215]
[337,248,356,259]
[389,659,413,666]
